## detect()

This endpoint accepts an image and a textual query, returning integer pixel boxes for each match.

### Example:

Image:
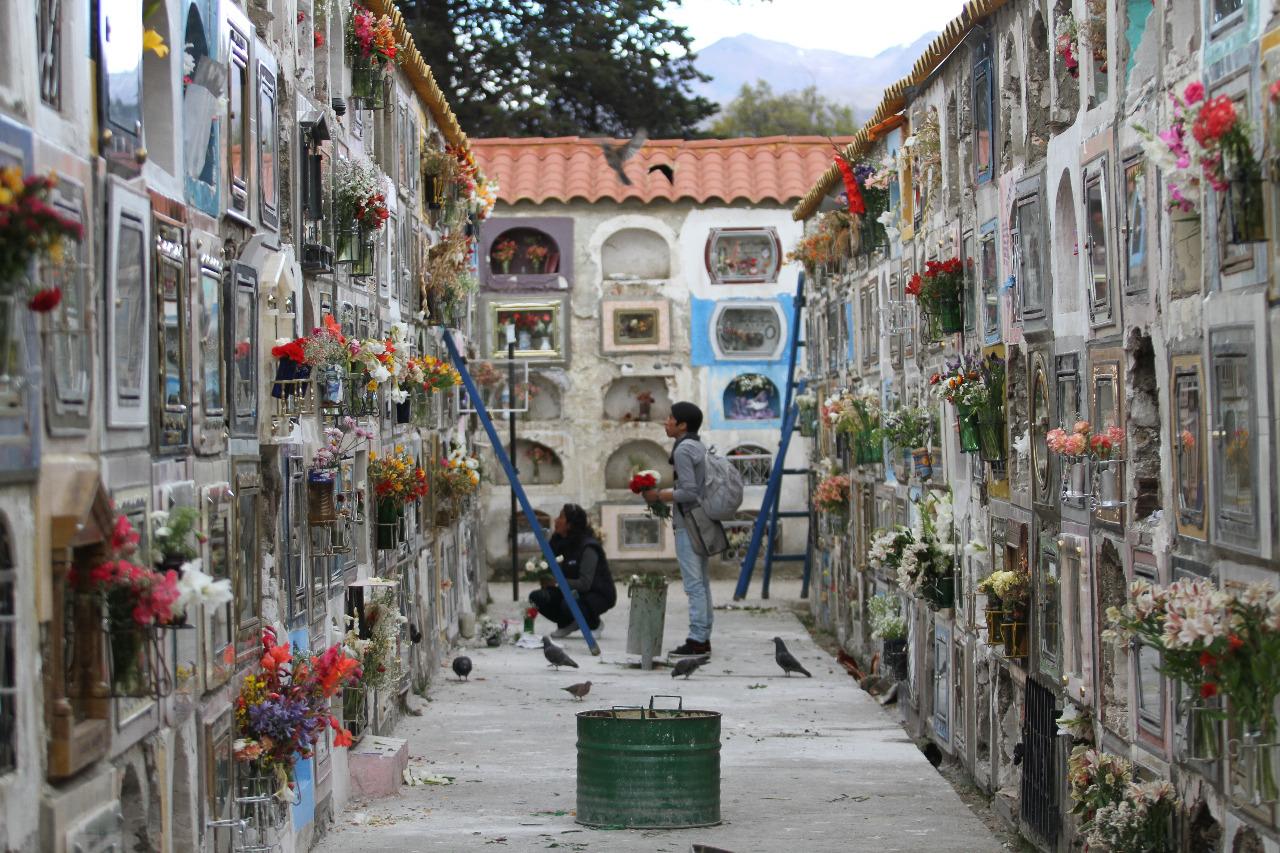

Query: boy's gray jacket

[671,435,706,531]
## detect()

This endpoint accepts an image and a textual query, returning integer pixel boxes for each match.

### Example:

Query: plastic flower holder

[350,58,387,111]
[374,499,404,550]
[1179,698,1222,762]
[922,293,964,341]
[976,409,1006,463]
[854,429,881,465]
[105,616,161,699]
[1231,731,1280,806]
[307,469,339,524]
[955,405,981,453]
[343,684,368,742]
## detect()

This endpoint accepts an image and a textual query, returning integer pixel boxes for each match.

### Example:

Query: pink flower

[1105,425,1125,448]
[1270,79,1280,105]
[1046,428,1068,453]
[1183,81,1205,104]
[1073,420,1091,435]
[1064,433,1088,455]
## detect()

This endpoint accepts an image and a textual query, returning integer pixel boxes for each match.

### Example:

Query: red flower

[1192,96,1238,147]
[28,286,61,312]
[1184,81,1205,104]
[333,727,354,748]
[1228,634,1245,652]
[1200,682,1219,699]
[1199,651,1216,668]
[261,643,292,673]
[271,337,308,364]
[905,274,922,296]
[526,606,539,619]
[314,31,325,48]
[929,373,941,385]
[628,472,658,494]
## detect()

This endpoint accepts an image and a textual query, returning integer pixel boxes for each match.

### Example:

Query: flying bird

[773,637,812,678]
[562,681,592,701]
[598,127,649,185]
[542,635,579,670]
[672,655,709,679]
[451,656,472,681]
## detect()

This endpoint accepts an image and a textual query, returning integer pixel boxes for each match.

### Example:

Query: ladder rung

[775,510,810,518]
[768,554,808,562]
[781,468,810,475]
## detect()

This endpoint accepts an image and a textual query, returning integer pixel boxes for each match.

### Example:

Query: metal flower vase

[626,581,669,670]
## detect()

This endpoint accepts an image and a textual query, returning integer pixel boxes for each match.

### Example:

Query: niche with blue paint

[723,373,780,421]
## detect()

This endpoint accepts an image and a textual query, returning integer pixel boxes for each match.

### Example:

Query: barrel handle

[609,705,643,718]
[649,694,684,712]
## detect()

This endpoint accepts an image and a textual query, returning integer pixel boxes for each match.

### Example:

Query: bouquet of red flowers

[628,470,671,519]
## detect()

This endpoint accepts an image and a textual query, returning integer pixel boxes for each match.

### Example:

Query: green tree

[403,0,716,138]
[707,81,858,137]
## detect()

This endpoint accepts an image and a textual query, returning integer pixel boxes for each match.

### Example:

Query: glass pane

[1137,641,1163,723]
[1039,553,1060,669]
[52,229,88,404]
[38,0,61,108]
[1058,372,1078,424]
[228,56,247,189]
[1215,354,1253,520]
[1175,370,1204,519]
[258,78,277,211]
[962,235,976,332]
[1018,198,1044,311]
[1213,0,1243,25]
[200,272,224,414]
[716,307,780,357]
[115,222,146,400]
[160,262,183,409]
[0,296,17,391]
[233,288,254,417]
[237,492,257,624]
[1032,371,1049,493]
[974,68,992,177]
[1086,178,1109,309]
[980,233,998,337]
[708,230,779,283]
[1124,161,1147,290]
[101,0,142,135]
[1095,376,1116,429]
[208,512,232,662]
[184,6,217,185]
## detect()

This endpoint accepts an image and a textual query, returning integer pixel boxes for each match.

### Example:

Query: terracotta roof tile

[471,136,854,206]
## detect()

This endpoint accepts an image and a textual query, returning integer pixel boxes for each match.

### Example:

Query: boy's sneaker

[669,639,711,657]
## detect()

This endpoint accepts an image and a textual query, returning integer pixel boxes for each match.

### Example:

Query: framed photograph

[600,505,675,559]
[705,227,782,284]
[711,302,785,360]
[484,296,568,360]
[601,298,670,354]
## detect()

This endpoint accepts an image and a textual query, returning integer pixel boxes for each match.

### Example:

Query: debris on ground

[403,768,456,786]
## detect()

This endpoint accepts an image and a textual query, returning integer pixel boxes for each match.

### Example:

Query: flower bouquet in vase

[906,256,966,339]
[0,166,85,312]
[492,238,517,274]
[814,473,851,520]
[1048,421,1125,508]
[346,4,399,110]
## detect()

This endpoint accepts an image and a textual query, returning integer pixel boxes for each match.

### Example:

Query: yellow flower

[395,444,404,453]
[143,28,169,58]
[1,166,23,194]
[47,240,64,265]
[0,187,12,205]
[366,380,377,392]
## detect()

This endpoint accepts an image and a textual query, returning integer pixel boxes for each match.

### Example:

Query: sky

[666,0,968,56]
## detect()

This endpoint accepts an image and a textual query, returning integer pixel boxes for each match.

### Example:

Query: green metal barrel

[576,696,721,829]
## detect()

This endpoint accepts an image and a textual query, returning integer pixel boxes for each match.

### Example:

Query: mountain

[691,33,939,121]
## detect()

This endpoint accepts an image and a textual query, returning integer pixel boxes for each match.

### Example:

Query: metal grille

[1020,678,1061,843]
[0,517,14,773]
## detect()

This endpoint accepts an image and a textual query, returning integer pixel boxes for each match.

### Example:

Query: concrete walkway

[316,580,1003,853]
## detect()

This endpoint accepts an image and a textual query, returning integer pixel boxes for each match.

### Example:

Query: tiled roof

[471,136,853,206]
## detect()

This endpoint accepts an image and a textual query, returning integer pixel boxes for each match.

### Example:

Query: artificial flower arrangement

[334,158,390,232]
[867,527,914,574]
[344,588,406,694]
[470,360,503,389]
[877,405,932,452]
[491,238,518,271]
[894,491,956,608]
[732,373,772,396]
[1068,746,1177,853]
[235,627,361,800]
[149,506,205,565]
[785,224,837,271]
[368,446,428,506]
[1055,12,1080,78]
[524,242,550,269]
[433,443,482,506]
[1137,80,1261,234]
[795,390,818,435]
[405,354,461,394]
[1106,578,1280,790]
[814,472,851,517]
[1047,421,1125,459]
[347,3,398,71]
[906,257,966,335]
[977,569,1031,618]
[868,593,907,641]
[627,469,672,519]
[0,166,85,312]
[930,353,1006,454]
[312,417,372,470]
[421,146,460,186]
[527,444,555,479]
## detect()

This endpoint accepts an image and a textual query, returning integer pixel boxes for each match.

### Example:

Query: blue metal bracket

[438,327,599,655]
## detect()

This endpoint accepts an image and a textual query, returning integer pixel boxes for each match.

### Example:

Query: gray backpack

[700,444,745,521]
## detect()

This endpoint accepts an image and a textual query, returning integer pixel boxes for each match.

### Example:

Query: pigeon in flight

[672,655,709,679]
[562,681,592,700]
[773,637,812,677]
[543,635,579,670]
[598,127,649,185]
[451,656,472,681]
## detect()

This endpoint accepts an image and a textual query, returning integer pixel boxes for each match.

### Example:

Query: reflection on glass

[234,289,254,416]
[227,38,248,207]
[160,262,183,409]
[1095,375,1116,429]
[974,67,992,177]
[1039,553,1060,671]
[717,307,780,355]
[1018,197,1044,313]
[115,222,146,400]
[52,219,89,405]
[101,0,143,136]
[1032,370,1049,494]
[1174,369,1204,521]
[1124,161,1147,290]
[1213,0,1243,26]
[200,272,224,414]
[1137,641,1164,724]
[962,235,976,332]
[237,491,257,624]
[207,510,232,673]
[259,74,277,212]
[981,233,998,337]
[1086,177,1109,310]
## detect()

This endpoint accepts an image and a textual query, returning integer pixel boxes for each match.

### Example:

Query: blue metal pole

[438,327,599,655]
[733,392,801,601]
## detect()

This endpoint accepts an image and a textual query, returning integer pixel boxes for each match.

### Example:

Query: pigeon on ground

[562,681,592,700]
[451,656,472,681]
[542,635,579,670]
[773,637,812,677]
[672,655,709,679]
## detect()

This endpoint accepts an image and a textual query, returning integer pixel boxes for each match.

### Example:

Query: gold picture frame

[489,299,565,359]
